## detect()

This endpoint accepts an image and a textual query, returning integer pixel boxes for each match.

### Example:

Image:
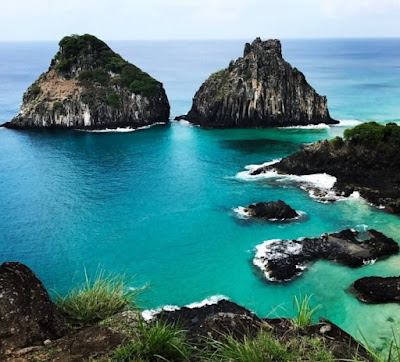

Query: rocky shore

[177,38,338,128]
[0,262,372,361]
[253,229,398,282]
[3,34,170,130]
[251,122,400,214]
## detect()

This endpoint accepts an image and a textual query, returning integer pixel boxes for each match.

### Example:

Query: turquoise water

[0,39,400,349]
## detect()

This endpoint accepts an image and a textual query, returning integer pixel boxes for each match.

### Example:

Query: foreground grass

[56,269,139,324]
[292,294,321,329]
[113,319,191,361]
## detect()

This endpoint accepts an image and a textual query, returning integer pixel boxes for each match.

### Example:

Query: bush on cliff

[56,269,139,325]
[344,122,400,147]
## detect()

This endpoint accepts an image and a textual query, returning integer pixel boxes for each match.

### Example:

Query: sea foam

[334,119,362,127]
[142,295,228,321]
[278,123,330,130]
[77,122,165,133]
[253,239,304,281]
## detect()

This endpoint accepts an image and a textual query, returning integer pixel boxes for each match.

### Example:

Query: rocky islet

[177,37,338,128]
[3,34,170,130]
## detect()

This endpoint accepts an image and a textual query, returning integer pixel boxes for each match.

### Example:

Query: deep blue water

[0,39,399,349]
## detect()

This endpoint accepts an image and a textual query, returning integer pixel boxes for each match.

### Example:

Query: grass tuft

[113,319,191,361]
[292,294,321,329]
[56,268,139,325]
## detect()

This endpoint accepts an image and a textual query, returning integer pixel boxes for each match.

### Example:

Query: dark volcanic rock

[352,276,400,304]
[177,38,337,128]
[252,132,400,213]
[253,229,399,282]
[158,300,262,340]
[0,262,65,355]
[4,34,170,130]
[244,200,299,220]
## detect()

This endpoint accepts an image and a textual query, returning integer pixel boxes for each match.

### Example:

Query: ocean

[0,38,399,349]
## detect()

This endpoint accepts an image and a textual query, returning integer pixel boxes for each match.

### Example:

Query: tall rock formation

[3,34,170,129]
[178,38,337,128]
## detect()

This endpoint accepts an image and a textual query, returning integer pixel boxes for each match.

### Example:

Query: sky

[1,0,399,41]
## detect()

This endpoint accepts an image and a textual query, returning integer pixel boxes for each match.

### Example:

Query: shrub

[292,294,321,329]
[55,269,139,325]
[78,69,109,86]
[330,136,344,149]
[106,93,120,109]
[113,319,191,361]
[29,83,41,98]
[53,101,62,110]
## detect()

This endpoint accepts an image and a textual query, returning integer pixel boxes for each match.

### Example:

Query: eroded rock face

[0,262,65,355]
[252,136,400,214]
[253,229,399,282]
[352,276,400,304]
[3,34,170,130]
[244,200,299,220]
[178,38,337,128]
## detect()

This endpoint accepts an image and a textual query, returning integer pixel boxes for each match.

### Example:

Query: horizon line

[0,36,399,43]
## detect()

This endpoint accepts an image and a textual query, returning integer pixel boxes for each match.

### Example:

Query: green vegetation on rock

[55,34,161,98]
[344,122,400,147]
[56,269,139,325]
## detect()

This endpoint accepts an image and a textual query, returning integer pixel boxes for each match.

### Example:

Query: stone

[352,276,400,303]
[0,262,65,355]
[253,229,399,282]
[3,34,170,130]
[176,38,338,128]
[244,200,299,220]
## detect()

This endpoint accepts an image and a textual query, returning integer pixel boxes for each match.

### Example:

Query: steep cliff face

[4,34,170,129]
[179,38,337,128]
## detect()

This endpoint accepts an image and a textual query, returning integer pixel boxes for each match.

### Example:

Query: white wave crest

[233,206,251,219]
[363,259,377,265]
[278,123,330,129]
[253,239,303,281]
[78,122,165,133]
[334,120,362,127]
[236,159,281,180]
[141,295,228,321]
[174,119,193,127]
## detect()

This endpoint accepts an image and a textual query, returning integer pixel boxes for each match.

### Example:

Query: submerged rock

[244,200,299,220]
[253,229,399,282]
[177,38,337,128]
[3,34,170,130]
[0,262,65,355]
[352,276,400,304]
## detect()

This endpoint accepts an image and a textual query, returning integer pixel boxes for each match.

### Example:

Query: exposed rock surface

[3,34,170,130]
[253,229,399,282]
[352,276,400,304]
[177,38,337,128]
[0,262,65,355]
[244,200,299,220]
[252,123,400,214]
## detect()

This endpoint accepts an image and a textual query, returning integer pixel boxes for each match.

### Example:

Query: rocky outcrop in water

[0,262,65,355]
[352,276,400,304]
[252,122,400,214]
[243,200,299,220]
[177,38,337,128]
[254,229,399,282]
[3,34,169,130]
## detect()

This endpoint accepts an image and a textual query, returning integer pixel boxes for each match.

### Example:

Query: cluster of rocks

[253,229,399,282]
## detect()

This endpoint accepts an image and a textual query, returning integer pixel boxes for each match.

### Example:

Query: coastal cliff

[177,38,337,128]
[3,34,170,130]
[252,122,400,214]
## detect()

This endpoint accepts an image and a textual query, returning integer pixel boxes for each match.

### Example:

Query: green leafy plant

[113,319,191,361]
[53,101,62,110]
[205,329,293,362]
[56,268,139,325]
[292,294,321,329]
